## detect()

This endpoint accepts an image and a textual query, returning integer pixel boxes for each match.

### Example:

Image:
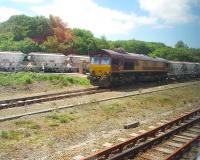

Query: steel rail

[164,133,200,160]
[0,87,103,110]
[82,108,200,160]
[109,114,200,160]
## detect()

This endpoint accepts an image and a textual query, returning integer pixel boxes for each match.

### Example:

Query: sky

[0,0,200,48]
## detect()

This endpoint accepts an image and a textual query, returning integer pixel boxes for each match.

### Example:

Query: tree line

[0,15,200,62]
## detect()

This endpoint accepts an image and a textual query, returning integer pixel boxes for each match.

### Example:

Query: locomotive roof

[91,49,168,63]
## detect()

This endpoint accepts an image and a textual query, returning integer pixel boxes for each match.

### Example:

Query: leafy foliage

[70,28,97,55]
[150,47,200,62]
[175,40,188,48]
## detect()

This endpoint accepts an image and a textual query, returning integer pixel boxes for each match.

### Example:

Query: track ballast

[82,108,200,160]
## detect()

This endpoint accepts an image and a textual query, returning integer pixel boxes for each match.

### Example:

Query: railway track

[82,108,200,160]
[0,87,106,110]
[0,81,199,122]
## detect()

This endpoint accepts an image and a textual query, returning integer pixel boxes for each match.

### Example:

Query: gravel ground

[0,81,200,160]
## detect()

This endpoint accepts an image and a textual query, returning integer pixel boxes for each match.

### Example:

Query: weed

[142,112,146,117]
[144,96,155,103]
[48,121,59,127]
[47,140,55,146]
[15,120,40,130]
[28,124,40,129]
[69,110,77,114]
[0,130,21,140]
[101,103,124,115]
[159,97,175,106]
[46,111,76,124]
[15,120,33,125]
[90,98,97,103]
[23,130,31,137]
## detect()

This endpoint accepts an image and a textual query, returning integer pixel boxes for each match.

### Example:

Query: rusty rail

[164,133,200,160]
[0,87,104,110]
[82,108,200,160]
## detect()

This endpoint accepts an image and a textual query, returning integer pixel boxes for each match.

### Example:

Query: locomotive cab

[90,55,111,76]
[88,50,112,87]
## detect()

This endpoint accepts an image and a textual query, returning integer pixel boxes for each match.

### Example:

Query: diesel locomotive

[88,49,200,87]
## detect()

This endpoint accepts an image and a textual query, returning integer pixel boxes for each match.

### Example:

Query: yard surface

[0,82,200,160]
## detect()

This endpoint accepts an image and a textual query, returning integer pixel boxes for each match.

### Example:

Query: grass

[0,130,21,140]
[15,120,40,130]
[46,111,76,124]
[0,72,90,86]
[159,97,176,106]
[100,102,125,116]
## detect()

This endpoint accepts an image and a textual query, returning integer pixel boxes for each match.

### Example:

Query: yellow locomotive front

[88,53,112,87]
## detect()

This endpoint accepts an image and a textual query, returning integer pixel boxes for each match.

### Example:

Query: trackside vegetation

[0,72,90,86]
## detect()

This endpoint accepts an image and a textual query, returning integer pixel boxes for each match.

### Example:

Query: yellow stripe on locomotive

[89,64,111,76]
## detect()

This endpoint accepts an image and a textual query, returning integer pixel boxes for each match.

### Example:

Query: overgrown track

[82,108,200,160]
[0,87,106,110]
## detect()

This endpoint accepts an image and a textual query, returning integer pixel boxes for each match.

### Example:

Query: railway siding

[82,108,200,160]
[0,87,102,110]
[0,81,199,122]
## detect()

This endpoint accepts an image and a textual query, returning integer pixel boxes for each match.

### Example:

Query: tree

[15,38,43,53]
[95,36,110,49]
[41,36,71,53]
[49,15,73,43]
[71,28,97,55]
[110,40,152,55]
[29,16,53,43]
[175,40,188,48]
[0,15,53,42]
